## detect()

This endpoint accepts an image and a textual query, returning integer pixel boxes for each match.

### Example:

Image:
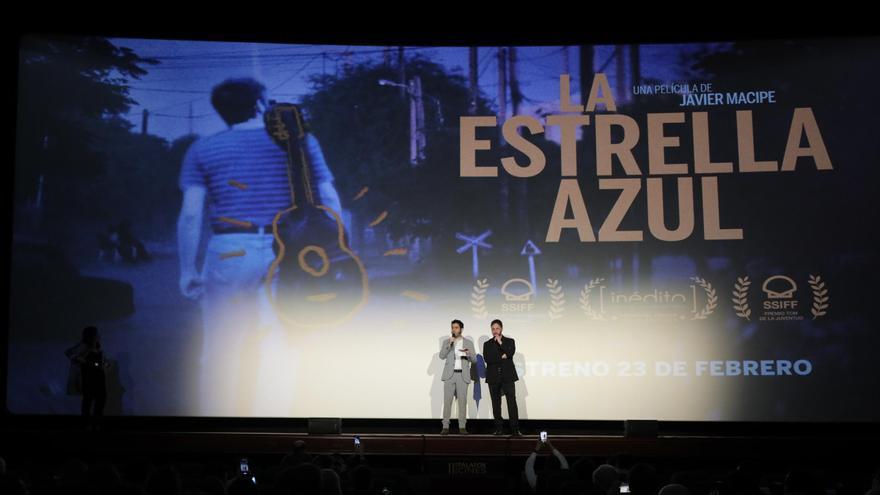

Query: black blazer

[483,336,518,384]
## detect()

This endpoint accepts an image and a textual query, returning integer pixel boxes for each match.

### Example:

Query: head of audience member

[659,483,691,495]
[544,470,575,495]
[351,464,373,491]
[558,479,590,495]
[593,464,619,494]
[146,465,182,495]
[726,465,762,495]
[784,469,822,495]
[277,463,321,495]
[228,475,258,495]
[281,440,310,467]
[321,468,343,495]
[88,462,124,493]
[58,457,89,488]
[119,456,153,488]
[628,462,658,495]
[0,474,27,495]
[313,454,334,470]
[571,457,595,483]
[199,475,226,495]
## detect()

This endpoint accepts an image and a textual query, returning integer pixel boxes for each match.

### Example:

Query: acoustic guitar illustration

[263,103,369,327]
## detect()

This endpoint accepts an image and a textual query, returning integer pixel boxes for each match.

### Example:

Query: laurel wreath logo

[471,278,489,319]
[579,278,606,320]
[732,276,752,321]
[808,274,829,319]
[546,279,566,320]
[690,277,717,320]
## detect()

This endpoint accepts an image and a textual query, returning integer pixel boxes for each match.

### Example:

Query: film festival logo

[466,236,566,321]
[731,274,830,322]
[578,277,717,321]
[471,277,567,321]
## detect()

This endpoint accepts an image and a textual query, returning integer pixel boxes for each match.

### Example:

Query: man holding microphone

[439,319,476,435]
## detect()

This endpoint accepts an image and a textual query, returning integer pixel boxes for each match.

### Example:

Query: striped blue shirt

[179,128,340,231]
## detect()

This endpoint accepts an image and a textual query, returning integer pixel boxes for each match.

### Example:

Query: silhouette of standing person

[65,326,107,429]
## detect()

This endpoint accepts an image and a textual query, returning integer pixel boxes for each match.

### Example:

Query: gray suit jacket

[439,337,476,383]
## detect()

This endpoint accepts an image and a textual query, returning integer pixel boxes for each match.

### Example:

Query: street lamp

[378,77,441,166]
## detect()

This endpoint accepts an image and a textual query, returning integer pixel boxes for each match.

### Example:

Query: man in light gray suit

[439,319,476,435]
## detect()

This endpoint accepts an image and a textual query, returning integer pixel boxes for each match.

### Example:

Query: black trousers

[81,371,107,418]
[488,380,518,430]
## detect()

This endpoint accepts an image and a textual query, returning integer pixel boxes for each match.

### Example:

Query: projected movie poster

[8,35,879,421]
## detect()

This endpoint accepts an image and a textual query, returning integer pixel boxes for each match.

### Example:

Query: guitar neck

[286,134,319,208]
[265,104,322,209]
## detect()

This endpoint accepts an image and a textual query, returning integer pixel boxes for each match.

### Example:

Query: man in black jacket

[482,319,521,436]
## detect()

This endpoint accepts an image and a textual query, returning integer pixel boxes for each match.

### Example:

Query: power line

[151,112,213,119]
[146,46,436,67]
[515,46,567,63]
[149,46,393,61]
[140,45,441,70]
[127,87,211,94]
[271,52,323,92]
[130,44,329,60]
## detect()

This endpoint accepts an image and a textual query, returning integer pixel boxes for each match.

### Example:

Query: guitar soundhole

[297,245,329,277]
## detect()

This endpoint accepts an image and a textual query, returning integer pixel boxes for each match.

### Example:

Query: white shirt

[454,338,464,370]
